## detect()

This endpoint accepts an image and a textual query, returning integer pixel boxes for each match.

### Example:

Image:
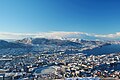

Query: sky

[0,0,120,34]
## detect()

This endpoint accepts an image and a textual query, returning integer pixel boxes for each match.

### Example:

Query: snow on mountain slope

[0,31,120,40]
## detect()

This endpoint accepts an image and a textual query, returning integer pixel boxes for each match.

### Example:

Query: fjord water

[82,44,120,55]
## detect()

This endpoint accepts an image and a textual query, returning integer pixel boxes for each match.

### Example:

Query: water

[82,44,120,55]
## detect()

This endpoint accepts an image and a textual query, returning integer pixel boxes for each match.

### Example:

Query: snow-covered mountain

[0,37,108,55]
[0,31,120,40]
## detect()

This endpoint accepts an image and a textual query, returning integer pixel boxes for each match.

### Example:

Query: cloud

[35,31,88,39]
[0,31,120,40]
[0,32,36,39]
[94,32,120,39]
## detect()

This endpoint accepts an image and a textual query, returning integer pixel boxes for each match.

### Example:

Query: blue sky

[0,0,120,34]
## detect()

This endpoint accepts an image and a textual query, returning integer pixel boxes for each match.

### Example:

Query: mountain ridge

[1,32,120,40]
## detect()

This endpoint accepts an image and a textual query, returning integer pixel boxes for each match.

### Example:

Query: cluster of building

[0,51,120,80]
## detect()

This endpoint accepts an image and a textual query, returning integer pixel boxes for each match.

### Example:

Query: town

[0,51,120,80]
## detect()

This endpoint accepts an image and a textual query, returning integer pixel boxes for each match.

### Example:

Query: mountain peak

[0,32,120,40]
